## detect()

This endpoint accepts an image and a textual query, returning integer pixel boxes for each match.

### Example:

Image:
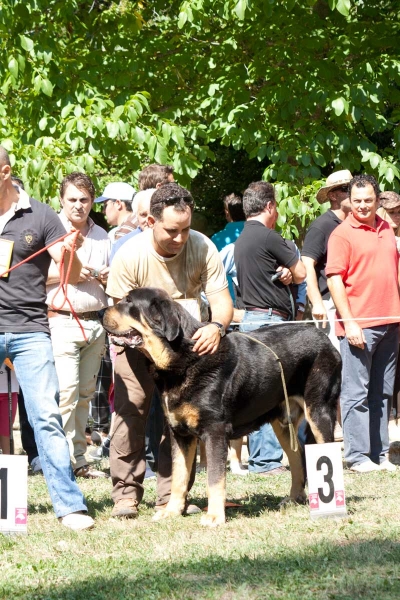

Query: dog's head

[101,288,199,368]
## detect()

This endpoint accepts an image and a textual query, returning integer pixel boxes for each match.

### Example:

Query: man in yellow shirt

[107,182,233,518]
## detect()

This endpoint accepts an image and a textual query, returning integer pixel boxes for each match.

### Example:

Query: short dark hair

[349,174,380,200]
[223,193,245,222]
[150,182,194,221]
[0,146,11,168]
[138,164,174,191]
[242,181,275,218]
[60,172,95,201]
[121,199,133,212]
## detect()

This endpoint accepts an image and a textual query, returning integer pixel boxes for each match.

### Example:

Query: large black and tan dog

[102,288,341,527]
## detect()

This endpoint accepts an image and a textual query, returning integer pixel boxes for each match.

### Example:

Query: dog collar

[211,321,226,337]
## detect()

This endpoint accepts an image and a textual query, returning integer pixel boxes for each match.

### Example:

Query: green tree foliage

[0,0,399,236]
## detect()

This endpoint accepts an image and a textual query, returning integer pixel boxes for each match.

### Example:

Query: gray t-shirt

[0,197,66,333]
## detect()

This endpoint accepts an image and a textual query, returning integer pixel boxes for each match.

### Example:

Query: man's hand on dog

[192,323,221,355]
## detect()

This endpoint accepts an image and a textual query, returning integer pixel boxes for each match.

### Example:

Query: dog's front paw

[200,511,225,527]
[279,491,307,508]
[152,506,183,522]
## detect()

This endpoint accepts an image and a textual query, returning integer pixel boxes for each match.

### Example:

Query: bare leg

[153,431,197,521]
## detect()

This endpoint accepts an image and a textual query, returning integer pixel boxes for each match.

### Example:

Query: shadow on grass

[4,539,400,600]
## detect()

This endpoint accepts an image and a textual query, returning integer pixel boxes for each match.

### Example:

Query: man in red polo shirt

[326,174,400,473]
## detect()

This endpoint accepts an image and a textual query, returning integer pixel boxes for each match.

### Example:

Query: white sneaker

[59,511,95,531]
[349,460,380,473]
[379,460,397,472]
[334,422,343,442]
[230,462,249,476]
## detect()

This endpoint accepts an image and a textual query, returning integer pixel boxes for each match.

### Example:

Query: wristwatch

[211,321,226,337]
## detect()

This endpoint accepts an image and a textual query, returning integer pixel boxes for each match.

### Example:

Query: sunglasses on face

[332,185,349,193]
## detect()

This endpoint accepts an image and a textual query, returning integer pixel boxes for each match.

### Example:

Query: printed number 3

[0,468,7,519]
[317,456,334,503]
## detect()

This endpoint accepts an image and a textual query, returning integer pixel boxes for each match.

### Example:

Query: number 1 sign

[0,455,28,534]
[305,442,347,519]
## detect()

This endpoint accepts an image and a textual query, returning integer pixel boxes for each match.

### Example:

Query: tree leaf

[234,0,248,20]
[154,141,169,164]
[336,0,351,17]
[331,98,345,116]
[20,35,34,52]
[38,117,47,131]
[41,79,53,97]
[8,57,18,79]
[106,121,119,139]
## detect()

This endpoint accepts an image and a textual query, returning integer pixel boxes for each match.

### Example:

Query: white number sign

[0,455,28,534]
[305,442,347,519]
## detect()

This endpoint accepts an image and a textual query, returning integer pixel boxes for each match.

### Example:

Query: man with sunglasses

[106,182,233,518]
[302,170,353,350]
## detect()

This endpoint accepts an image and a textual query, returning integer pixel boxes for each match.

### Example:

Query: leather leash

[237,333,299,453]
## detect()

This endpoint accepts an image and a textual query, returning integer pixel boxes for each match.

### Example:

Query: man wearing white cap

[95,182,136,242]
[302,169,353,349]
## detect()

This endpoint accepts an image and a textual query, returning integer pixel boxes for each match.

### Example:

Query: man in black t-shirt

[301,169,352,351]
[234,181,306,477]
[0,146,94,531]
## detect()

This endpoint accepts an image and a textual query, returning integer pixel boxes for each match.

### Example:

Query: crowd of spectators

[0,142,399,530]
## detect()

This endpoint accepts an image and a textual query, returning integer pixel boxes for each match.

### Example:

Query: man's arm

[327,274,365,348]
[47,232,83,284]
[302,256,327,326]
[192,287,233,356]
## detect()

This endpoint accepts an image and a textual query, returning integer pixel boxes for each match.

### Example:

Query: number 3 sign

[305,442,347,519]
[0,455,28,534]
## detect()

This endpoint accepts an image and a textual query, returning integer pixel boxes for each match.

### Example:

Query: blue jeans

[239,310,286,473]
[0,332,87,518]
[340,324,399,467]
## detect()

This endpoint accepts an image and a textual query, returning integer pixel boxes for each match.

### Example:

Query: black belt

[246,307,290,320]
[48,309,100,320]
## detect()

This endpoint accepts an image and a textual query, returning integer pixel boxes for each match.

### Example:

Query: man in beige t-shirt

[106,182,233,518]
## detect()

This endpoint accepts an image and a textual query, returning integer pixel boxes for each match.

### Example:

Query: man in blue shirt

[211,193,245,251]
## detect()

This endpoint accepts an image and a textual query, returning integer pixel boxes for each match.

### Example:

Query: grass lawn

[1,464,400,600]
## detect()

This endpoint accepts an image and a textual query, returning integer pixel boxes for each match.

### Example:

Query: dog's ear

[148,297,181,342]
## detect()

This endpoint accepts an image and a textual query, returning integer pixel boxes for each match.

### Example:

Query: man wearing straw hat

[302,169,353,350]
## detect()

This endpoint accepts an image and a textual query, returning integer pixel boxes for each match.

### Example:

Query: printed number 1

[316,456,334,503]
[0,468,8,519]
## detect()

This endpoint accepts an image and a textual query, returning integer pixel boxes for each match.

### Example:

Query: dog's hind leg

[271,419,307,506]
[302,351,341,444]
[153,431,197,521]
[201,423,229,527]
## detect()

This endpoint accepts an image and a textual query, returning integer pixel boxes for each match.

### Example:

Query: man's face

[137,199,151,230]
[384,206,400,232]
[102,199,119,226]
[350,183,379,225]
[149,205,191,257]
[328,185,351,211]
[61,184,93,226]
[0,162,11,198]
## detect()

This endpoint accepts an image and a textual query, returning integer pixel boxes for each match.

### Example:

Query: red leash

[0,230,88,342]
